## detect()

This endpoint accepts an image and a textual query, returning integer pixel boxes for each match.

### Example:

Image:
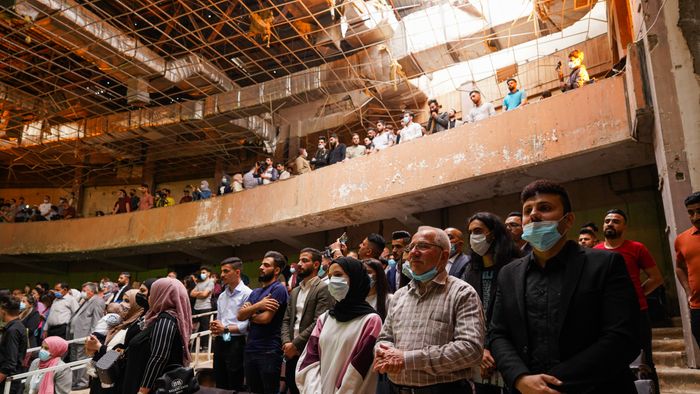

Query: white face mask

[318,144,324,149]
[403,116,410,124]
[328,277,350,301]
[470,233,492,256]
[568,61,577,69]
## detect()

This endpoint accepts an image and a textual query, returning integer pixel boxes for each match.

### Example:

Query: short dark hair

[141,183,149,189]
[300,247,322,264]
[57,282,69,291]
[120,272,131,278]
[318,136,326,142]
[352,132,360,138]
[507,78,517,84]
[367,233,386,258]
[582,222,599,232]
[520,179,572,214]
[264,251,287,272]
[367,126,376,131]
[579,228,595,236]
[685,192,700,206]
[391,230,411,242]
[469,90,481,96]
[199,265,211,272]
[220,257,243,270]
[506,211,522,219]
[330,133,338,139]
[376,120,385,126]
[606,208,628,223]
[403,110,414,118]
[428,99,438,106]
[0,295,21,315]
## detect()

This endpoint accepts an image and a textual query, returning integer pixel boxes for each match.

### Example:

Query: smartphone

[338,232,348,244]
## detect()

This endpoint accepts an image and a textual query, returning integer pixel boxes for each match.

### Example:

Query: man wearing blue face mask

[444,227,471,279]
[374,226,485,393]
[191,266,215,348]
[489,179,640,394]
[398,111,423,144]
[44,282,78,340]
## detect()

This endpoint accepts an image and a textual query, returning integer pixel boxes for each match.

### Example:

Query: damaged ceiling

[0,0,598,187]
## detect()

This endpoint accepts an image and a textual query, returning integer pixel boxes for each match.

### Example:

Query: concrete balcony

[0,76,654,263]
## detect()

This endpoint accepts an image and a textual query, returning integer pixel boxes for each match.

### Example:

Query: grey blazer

[281,278,332,352]
[69,296,105,339]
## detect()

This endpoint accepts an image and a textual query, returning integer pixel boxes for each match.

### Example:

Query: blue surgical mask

[328,277,349,301]
[412,267,438,282]
[54,291,63,299]
[290,267,296,274]
[522,217,566,252]
[38,349,52,362]
[369,275,376,288]
[401,262,413,280]
[318,265,326,278]
[200,273,207,281]
[387,259,397,268]
[403,116,410,124]
[222,332,232,342]
[19,302,26,312]
[449,244,457,256]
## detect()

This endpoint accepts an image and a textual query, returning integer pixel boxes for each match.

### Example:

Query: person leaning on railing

[24,336,71,394]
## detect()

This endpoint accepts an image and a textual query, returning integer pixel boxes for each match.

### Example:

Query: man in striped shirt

[374,226,485,393]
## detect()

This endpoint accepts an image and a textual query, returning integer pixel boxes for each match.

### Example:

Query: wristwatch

[223,326,230,334]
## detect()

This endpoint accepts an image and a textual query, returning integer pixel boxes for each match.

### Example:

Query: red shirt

[675,226,700,309]
[594,240,657,310]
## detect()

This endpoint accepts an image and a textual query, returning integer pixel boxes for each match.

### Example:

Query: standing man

[578,228,597,248]
[129,188,140,211]
[398,111,423,144]
[138,183,154,210]
[490,180,640,393]
[388,231,411,293]
[372,120,394,152]
[237,251,289,394]
[310,137,329,170]
[281,248,332,394]
[355,233,386,261]
[191,266,215,345]
[374,226,484,393]
[327,133,346,165]
[446,108,458,129]
[675,191,700,347]
[505,211,531,254]
[345,133,366,159]
[560,49,590,92]
[595,208,663,390]
[209,257,253,391]
[0,295,27,394]
[113,272,132,303]
[467,90,496,123]
[294,148,311,175]
[427,99,449,133]
[503,78,527,111]
[444,227,471,278]
[45,282,79,339]
[69,282,105,390]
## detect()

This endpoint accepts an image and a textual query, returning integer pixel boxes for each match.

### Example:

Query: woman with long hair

[363,259,392,321]
[121,277,192,394]
[20,294,41,348]
[112,189,130,215]
[296,257,382,394]
[463,212,521,394]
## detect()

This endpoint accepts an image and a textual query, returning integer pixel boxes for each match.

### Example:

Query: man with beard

[426,99,449,133]
[503,78,527,111]
[281,248,332,394]
[444,227,471,278]
[327,133,346,165]
[113,272,132,303]
[345,133,365,159]
[372,120,394,151]
[467,90,496,123]
[238,251,289,394]
[310,137,329,170]
[595,208,663,392]
[505,211,531,254]
[675,192,700,348]
[578,228,597,248]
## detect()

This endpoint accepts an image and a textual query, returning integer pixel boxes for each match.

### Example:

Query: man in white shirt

[467,90,496,123]
[281,248,332,394]
[209,257,253,391]
[38,195,52,218]
[372,120,394,151]
[45,282,79,339]
[399,111,423,144]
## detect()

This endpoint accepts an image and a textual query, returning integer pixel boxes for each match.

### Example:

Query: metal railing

[3,311,219,394]
[26,336,89,353]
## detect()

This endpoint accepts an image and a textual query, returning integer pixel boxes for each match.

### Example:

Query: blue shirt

[503,89,526,111]
[217,281,253,335]
[245,281,288,353]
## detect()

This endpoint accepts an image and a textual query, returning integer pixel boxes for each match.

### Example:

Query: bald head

[444,227,464,256]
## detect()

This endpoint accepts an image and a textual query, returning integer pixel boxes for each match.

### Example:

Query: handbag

[154,364,200,394]
[94,349,122,385]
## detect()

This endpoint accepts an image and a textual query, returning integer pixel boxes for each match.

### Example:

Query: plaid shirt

[376,270,485,386]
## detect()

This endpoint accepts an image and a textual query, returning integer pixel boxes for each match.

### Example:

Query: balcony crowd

[1,179,699,394]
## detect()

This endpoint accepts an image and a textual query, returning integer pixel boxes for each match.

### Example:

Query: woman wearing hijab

[296,257,382,394]
[193,180,212,200]
[462,212,520,394]
[24,336,71,394]
[122,277,192,394]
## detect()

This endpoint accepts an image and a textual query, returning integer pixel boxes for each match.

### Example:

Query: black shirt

[327,144,346,165]
[0,319,28,377]
[524,242,572,373]
[311,148,328,169]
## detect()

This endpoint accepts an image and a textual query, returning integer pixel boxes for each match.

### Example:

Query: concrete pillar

[214,158,224,182]
[638,0,700,367]
[72,165,85,216]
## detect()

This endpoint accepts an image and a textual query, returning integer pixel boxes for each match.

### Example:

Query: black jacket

[0,319,27,394]
[327,144,346,165]
[488,241,640,393]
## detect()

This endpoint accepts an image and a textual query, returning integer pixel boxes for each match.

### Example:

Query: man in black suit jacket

[489,180,640,394]
[445,227,471,278]
[281,248,332,394]
[113,272,132,303]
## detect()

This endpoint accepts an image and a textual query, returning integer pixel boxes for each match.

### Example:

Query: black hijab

[328,257,376,322]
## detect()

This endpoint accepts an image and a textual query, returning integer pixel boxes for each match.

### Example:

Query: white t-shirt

[194,279,215,310]
[39,202,51,216]
[468,102,496,123]
[372,131,393,150]
[399,123,423,143]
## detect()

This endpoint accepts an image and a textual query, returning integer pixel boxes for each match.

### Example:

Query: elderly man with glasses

[374,226,485,394]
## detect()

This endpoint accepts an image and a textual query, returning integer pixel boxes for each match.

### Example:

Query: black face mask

[135,292,149,311]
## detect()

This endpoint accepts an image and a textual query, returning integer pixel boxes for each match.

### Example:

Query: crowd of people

[2,180,698,394]
[0,50,594,223]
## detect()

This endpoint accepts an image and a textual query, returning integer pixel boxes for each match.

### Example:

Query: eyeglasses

[407,242,444,252]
